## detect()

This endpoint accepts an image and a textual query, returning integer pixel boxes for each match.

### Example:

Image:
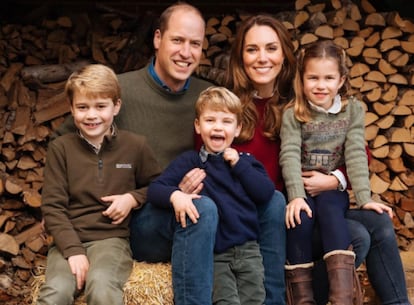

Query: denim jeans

[129,196,218,305]
[347,209,411,305]
[313,210,411,305]
[257,190,287,305]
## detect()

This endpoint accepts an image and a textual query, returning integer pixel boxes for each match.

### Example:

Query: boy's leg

[84,237,133,305]
[257,190,286,305]
[236,241,266,305]
[36,246,77,305]
[213,250,240,305]
[129,196,218,305]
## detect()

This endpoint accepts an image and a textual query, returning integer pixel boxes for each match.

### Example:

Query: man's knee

[258,191,286,223]
[193,196,218,222]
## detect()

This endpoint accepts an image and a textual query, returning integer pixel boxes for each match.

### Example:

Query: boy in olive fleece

[37,64,160,305]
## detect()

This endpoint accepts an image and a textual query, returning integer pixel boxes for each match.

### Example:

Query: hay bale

[31,261,173,305]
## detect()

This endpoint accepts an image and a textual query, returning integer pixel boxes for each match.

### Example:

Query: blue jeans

[130,191,286,305]
[313,210,411,305]
[129,196,218,305]
[257,191,287,305]
[347,209,411,305]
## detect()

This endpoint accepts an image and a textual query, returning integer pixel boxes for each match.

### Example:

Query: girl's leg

[314,190,350,252]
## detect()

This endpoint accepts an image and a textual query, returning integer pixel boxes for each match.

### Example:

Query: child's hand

[302,170,339,196]
[285,197,312,229]
[223,148,239,167]
[101,193,137,224]
[170,191,201,228]
[362,201,393,218]
[68,254,89,290]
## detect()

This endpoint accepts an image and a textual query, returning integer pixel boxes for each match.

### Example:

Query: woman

[225,14,410,305]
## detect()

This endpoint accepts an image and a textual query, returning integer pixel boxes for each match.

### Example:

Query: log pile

[0,0,413,304]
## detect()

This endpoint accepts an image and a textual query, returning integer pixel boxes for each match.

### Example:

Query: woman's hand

[362,201,394,218]
[302,170,339,196]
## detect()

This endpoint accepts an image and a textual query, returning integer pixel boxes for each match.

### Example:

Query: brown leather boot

[285,263,317,305]
[324,249,358,305]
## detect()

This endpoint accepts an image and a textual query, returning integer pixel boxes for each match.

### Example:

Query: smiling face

[194,106,241,154]
[71,93,121,146]
[242,24,285,97]
[303,57,345,110]
[153,8,205,92]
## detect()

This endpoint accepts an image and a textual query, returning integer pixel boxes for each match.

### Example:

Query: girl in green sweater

[280,40,393,305]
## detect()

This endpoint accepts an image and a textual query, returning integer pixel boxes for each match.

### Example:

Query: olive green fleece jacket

[280,97,372,207]
[55,64,212,171]
[41,129,161,258]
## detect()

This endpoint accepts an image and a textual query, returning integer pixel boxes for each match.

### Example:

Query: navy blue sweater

[147,150,275,253]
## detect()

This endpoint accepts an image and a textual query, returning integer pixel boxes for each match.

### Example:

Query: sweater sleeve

[41,139,85,258]
[280,108,307,202]
[344,99,372,206]
[129,138,162,208]
[232,154,275,204]
[147,151,197,208]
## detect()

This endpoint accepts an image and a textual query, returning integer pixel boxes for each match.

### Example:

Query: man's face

[153,9,205,92]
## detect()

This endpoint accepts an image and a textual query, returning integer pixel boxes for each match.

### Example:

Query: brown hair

[195,86,242,123]
[225,14,296,142]
[293,40,349,122]
[158,2,205,34]
[65,64,120,105]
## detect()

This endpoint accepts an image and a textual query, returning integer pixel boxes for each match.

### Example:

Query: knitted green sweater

[116,66,212,170]
[280,97,372,207]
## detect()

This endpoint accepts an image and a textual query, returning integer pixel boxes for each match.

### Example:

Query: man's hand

[179,168,206,194]
[170,191,201,228]
[68,254,89,290]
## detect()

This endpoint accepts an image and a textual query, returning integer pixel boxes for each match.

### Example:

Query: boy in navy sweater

[148,86,275,305]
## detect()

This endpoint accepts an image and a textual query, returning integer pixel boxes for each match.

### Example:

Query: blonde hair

[292,40,349,122]
[195,86,242,123]
[65,64,121,105]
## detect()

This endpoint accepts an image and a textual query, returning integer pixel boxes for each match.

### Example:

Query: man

[115,4,217,305]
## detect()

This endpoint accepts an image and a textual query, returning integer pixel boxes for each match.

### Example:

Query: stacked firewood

[0,0,413,304]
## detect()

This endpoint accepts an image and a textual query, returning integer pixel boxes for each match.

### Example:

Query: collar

[148,57,190,92]
[78,124,116,154]
[199,145,224,163]
[308,94,342,114]
[252,89,276,100]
